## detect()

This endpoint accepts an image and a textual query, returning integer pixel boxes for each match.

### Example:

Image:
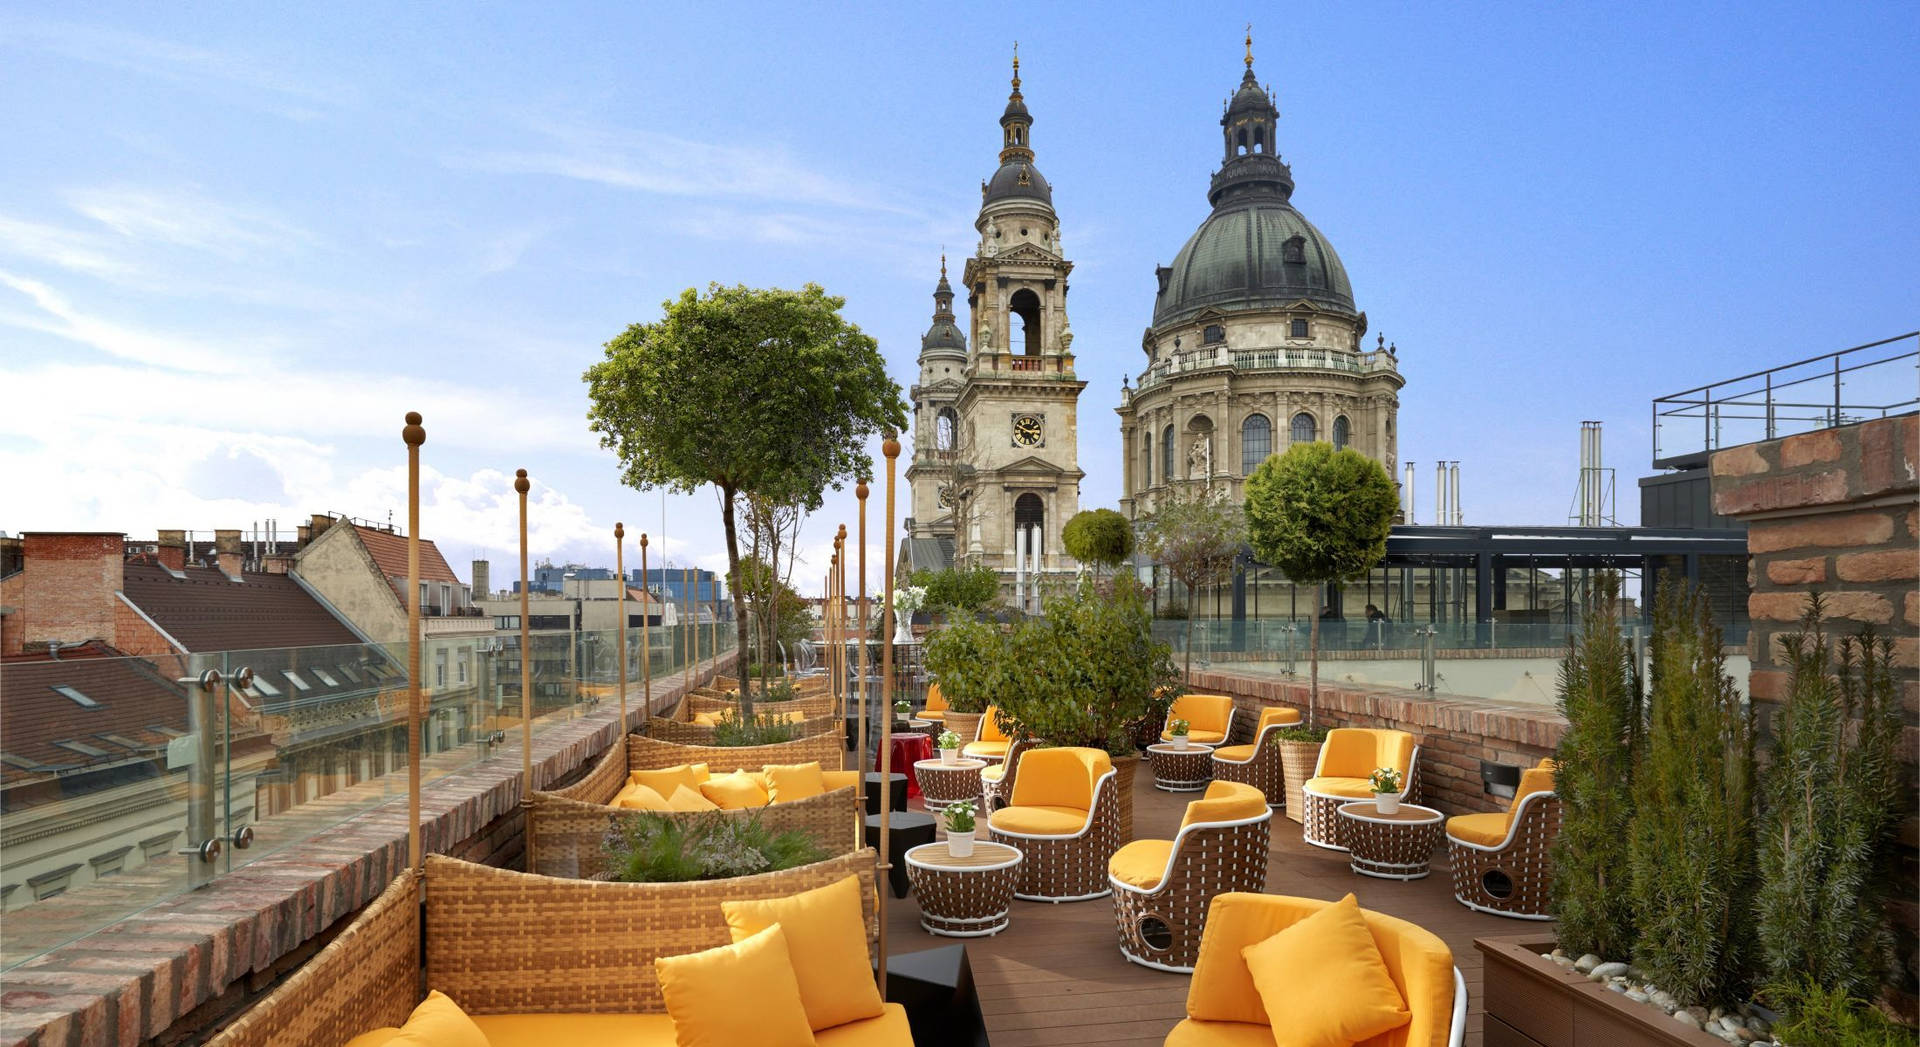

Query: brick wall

[1187,668,1565,816]
[19,533,125,649]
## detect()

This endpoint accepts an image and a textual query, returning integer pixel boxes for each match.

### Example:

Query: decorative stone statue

[981,217,999,257]
[977,313,994,350]
[1058,318,1074,352]
[1188,435,1212,479]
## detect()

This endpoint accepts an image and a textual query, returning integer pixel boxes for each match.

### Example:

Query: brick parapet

[0,651,736,1047]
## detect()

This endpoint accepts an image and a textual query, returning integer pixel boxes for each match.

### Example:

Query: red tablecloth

[877,732,933,799]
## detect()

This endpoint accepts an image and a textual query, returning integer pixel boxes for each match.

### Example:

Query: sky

[2,3,1915,597]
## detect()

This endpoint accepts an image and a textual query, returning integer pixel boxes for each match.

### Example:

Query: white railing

[1133,346,1398,393]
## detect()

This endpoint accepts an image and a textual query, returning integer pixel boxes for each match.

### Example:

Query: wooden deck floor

[882,770,1539,1046]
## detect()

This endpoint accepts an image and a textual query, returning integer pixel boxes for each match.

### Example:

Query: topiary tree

[1627,580,1757,1007]
[921,612,1006,715]
[1140,490,1245,681]
[585,283,904,715]
[1755,595,1904,1003]
[1062,507,1135,580]
[1243,442,1397,728]
[912,565,1002,614]
[1550,571,1644,962]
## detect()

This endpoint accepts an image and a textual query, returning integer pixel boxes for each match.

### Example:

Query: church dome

[983,159,1052,207]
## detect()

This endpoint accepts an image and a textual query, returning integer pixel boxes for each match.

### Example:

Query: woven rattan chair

[979,736,1036,813]
[1445,759,1560,919]
[681,692,836,718]
[1107,780,1272,972]
[205,851,901,1047]
[920,682,949,724]
[987,747,1122,902]
[1159,693,1236,746]
[1300,727,1421,851]
[646,700,840,745]
[1208,705,1301,809]
[1166,892,1468,1047]
[626,731,845,773]
[961,704,1016,762]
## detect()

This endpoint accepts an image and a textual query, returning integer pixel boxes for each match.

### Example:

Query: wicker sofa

[206,852,905,1047]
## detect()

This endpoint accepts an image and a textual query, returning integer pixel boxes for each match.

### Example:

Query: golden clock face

[937,485,956,508]
[1012,415,1043,447]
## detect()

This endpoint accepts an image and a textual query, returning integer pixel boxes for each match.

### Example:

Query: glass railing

[0,622,733,969]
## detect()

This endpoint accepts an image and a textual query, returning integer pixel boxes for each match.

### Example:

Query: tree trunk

[1182,594,1195,683]
[1308,585,1322,730]
[720,483,753,717]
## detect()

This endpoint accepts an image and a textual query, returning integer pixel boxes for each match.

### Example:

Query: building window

[457,657,468,684]
[1241,414,1272,473]
[1202,324,1225,345]
[1290,318,1309,338]
[1142,431,1153,486]
[1291,412,1317,444]
[1161,424,1175,481]
[1333,415,1351,450]
[1013,494,1045,557]
[936,407,958,451]
[494,615,520,630]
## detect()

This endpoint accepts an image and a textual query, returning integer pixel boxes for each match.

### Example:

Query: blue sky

[2,3,1914,595]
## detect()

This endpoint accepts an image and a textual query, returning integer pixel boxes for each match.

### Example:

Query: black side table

[881,944,989,1047]
[864,771,908,815]
[865,811,936,898]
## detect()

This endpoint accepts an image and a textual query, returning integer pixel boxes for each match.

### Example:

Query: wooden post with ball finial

[855,478,870,848]
[640,533,650,730]
[877,432,900,993]
[402,412,425,872]
[515,469,534,868]
[615,523,628,732]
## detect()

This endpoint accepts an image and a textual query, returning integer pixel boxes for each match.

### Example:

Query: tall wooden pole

[614,523,628,732]
[830,550,841,714]
[639,534,651,728]
[855,480,870,849]
[682,567,692,690]
[402,412,425,872]
[877,432,900,993]
[515,469,534,867]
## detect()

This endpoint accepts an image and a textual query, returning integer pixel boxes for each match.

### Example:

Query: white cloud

[0,271,261,372]
[66,185,317,258]
[0,215,135,279]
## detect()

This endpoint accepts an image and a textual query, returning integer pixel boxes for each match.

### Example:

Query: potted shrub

[943,799,978,858]
[935,729,962,765]
[1367,766,1404,815]
[923,614,1007,744]
[1271,724,1330,824]
[602,811,827,883]
[1167,718,1193,751]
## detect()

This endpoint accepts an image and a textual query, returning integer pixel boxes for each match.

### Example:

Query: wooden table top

[905,841,1021,871]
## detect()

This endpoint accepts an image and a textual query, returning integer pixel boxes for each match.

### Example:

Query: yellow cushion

[613,784,672,811]
[385,991,489,1047]
[469,1013,675,1047]
[979,706,1010,742]
[764,762,827,803]
[1162,1019,1275,1047]
[666,784,720,812]
[1506,766,1556,827]
[979,763,1005,783]
[1007,747,1109,811]
[1212,743,1257,762]
[692,711,720,726]
[814,1003,912,1046]
[1109,839,1173,889]
[721,875,884,1032]
[1320,728,1414,778]
[1303,775,1374,799]
[821,770,861,792]
[1446,811,1511,848]
[1166,694,1235,738]
[924,685,948,714]
[699,771,770,810]
[631,764,709,796]
[1253,706,1301,734]
[656,924,815,1047]
[1163,728,1228,744]
[962,740,1009,760]
[919,710,945,721]
[988,804,1091,836]
[343,1030,401,1047]
[1241,894,1411,1047]
[1179,780,1268,831]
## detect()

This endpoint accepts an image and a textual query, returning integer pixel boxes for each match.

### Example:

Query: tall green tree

[1550,572,1644,961]
[911,565,1001,614]
[1243,443,1397,727]
[585,284,904,714]
[1140,490,1245,681]
[1754,597,1903,1001]
[1062,507,1135,580]
[997,575,1174,756]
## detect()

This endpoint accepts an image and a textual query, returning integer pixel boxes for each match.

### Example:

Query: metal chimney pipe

[1403,462,1416,524]
[1449,462,1462,525]
[1592,423,1604,525]
[1436,461,1447,527]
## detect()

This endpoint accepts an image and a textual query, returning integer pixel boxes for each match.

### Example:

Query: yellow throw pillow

[655,924,815,1047]
[698,771,770,810]
[614,784,670,811]
[1240,894,1410,1047]
[666,784,720,812]
[764,762,827,803]
[721,875,883,1032]
[631,764,708,796]
[384,991,489,1047]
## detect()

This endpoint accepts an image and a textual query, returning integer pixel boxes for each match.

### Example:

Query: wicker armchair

[961,703,1015,762]
[1208,706,1301,809]
[1445,759,1560,919]
[646,701,841,746]
[1159,693,1236,745]
[979,736,1036,813]
[681,692,836,718]
[1108,780,1271,972]
[920,682,949,724]
[987,747,1122,902]
[206,852,899,1047]
[1301,728,1421,851]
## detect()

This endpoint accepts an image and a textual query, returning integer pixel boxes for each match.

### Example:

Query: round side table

[1336,801,1443,880]
[914,758,986,812]
[1146,742,1215,792]
[904,841,1022,938]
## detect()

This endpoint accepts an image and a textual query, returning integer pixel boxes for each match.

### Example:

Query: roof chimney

[472,560,491,600]
[263,554,296,575]
[21,532,125,648]
[156,529,187,572]
[214,529,245,582]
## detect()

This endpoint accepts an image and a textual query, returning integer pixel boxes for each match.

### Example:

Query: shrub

[756,678,799,703]
[922,613,1007,713]
[995,576,1173,756]
[911,565,1002,613]
[1062,508,1134,577]
[1551,571,1644,962]
[1627,581,1756,1007]
[710,708,797,747]
[602,811,826,882]
[1765,976,1917,1047]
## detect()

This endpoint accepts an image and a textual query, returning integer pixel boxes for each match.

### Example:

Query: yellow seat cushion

[815,1003,912,1046]
[1180,780,1269,830]
[699,771,771,810]
[1162,1019,1277,1047]
[1164,729,1229,744]
[1211,743,1257,762]
[382,991,489,1047]
[655,924,815,1047]
[764,762,827,803]
[1164,694,1235,743]
[979,763,1006,783]
[613,783,672,811]
[721,875,885,1032]
[470,1013,677,1047]
[962,740,1010,760]
[1007,747,1110,811]
[666,784,720,812]
[821,770,861,792]
[1303,775,1374,799]
[1241,893,1410,1047]
[979,706,1011,743]
[989,804,1092,836]
[343,1029,401,1047]
[630,764,710,797]
[1320,728,1415,780]
[919,709,945,721]
[1446,811,1511,848]
[1109,839,1174,889]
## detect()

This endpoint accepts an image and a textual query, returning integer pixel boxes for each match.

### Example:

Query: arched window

[1332,415,1350,451]
[1161,424,1175,482]
[1008,289,1042,356]
[1236,127,1249,155]
[1241,414,1271,474]
[1013,493,1044,556]
[936,408,958,451]
[1282,236,1306,264]
[1291,412,1317,444]
[1142,431,1153,486]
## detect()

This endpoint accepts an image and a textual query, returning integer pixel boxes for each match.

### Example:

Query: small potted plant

[935,729,962,765]
[894,698,913,725]
[1368,766,1405,815]
[943,799,978,857]
[1167,718,1192,751]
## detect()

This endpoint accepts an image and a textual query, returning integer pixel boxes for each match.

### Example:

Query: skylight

[336,664,363,683]
[1,753,43,770]
[282,670,312,692]
[100,734,150,750]
[249,678,283,697]
[311,668,340,687]
[50,685,100,708]
[55,739,111,758]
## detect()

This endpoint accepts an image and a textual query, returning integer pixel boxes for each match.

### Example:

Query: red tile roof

[121,562,361,652]
[0,643,185,786]
[350,525,460,586]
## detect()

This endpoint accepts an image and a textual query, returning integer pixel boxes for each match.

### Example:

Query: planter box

[1476,936,1732,1047]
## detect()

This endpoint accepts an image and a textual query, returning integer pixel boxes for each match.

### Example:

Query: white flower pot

[947,830,975,858]
[1172,735,1190,751]
[939,747,959,765]
[1374,792,1402,815]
